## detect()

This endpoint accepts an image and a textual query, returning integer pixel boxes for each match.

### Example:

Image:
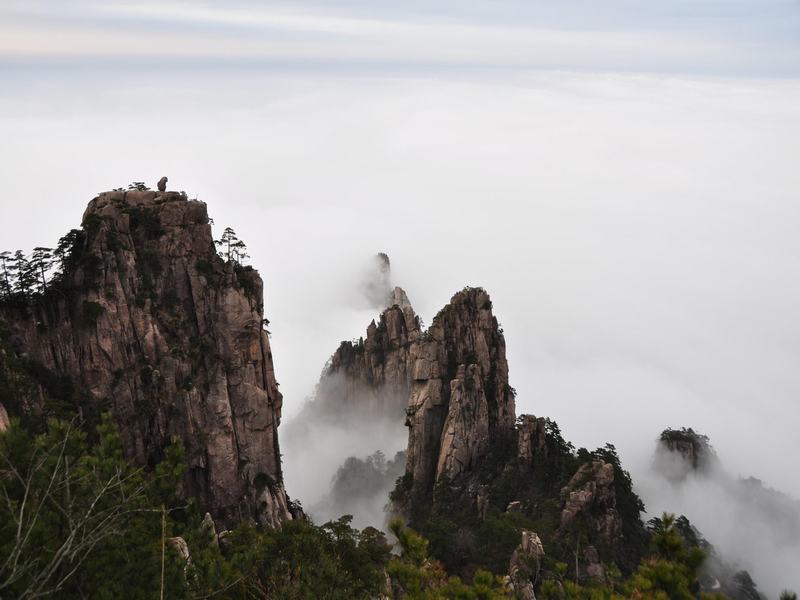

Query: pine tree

[215,227,248,264]
[9,251,35,298]
[53,229,83,275]
[30,247,54,293]
[231,239,249,264]
[0,251,11,299]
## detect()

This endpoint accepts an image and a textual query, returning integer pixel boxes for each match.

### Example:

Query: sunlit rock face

[403,287,516,501]
[508,530,544,600]
[0,189,289,528]
[559,460,622,544]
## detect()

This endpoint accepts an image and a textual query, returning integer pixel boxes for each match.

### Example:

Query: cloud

[640,443,800,598]
[1,74,799,493]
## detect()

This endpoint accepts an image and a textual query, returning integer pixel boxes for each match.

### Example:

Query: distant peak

[376,252,390,272]
[360,252,412,311]
[389,286,413,310]
[655,427,718,478]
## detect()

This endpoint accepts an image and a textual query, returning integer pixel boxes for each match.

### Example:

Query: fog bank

[638,441,800,598]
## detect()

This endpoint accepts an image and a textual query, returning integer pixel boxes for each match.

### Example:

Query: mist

[311,450,406,531]
[279,255,409,527]
[638,440,800,598]
[281,370,409,526]
[3,65,798,506]
[2,0,800,592]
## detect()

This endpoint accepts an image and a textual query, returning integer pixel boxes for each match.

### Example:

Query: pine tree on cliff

[8,251,34,297]
[0,251,11,299]
[29,247,53,293]
[53,229,83,275]
[215,227,248,264]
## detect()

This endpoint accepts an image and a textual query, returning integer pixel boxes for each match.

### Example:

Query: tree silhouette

[30,247,54,293]
[0,251,11,299]
[0,227,88,305]
[231,239,248,263]
[8,251,35,297]
[215,227,249,264]
[53,229,83,274]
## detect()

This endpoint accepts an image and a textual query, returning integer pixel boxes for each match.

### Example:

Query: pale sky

[1,1,799,76]
[2,3,800,591]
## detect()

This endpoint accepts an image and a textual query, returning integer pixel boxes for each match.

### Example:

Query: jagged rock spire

[311,285,420,420]
[403,287,515,501]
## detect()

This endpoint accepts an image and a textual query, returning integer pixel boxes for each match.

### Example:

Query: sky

[1,1,800,586]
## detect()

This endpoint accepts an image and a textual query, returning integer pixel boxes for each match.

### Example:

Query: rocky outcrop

[582,546,604,580]
[559,460,621,544]
[656,427,716,476]
[403,287,515,501]
[517,415,547,465]
[508,530,544,600]
[168,536,191,563]
[0,189,289,528]
[382,288,647,579]
[315,287,420,419]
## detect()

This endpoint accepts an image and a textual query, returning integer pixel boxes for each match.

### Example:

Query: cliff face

[0,190,289,527]
[403,287,515,501]
[318,286,419,420]
[387,288,646,579]
[517,414,547,465]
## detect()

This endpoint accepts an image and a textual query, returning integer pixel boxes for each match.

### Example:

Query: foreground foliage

[0,415,186,599]
[0,416,794,599]
[0,416,517,599]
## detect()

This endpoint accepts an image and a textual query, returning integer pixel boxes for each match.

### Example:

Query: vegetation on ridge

[3,411,784,598]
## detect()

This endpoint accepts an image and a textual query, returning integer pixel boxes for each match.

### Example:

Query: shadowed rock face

[320,288,420,420]
[0,190,289,528]
[404,287,515,501]
[655,427,718,480]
